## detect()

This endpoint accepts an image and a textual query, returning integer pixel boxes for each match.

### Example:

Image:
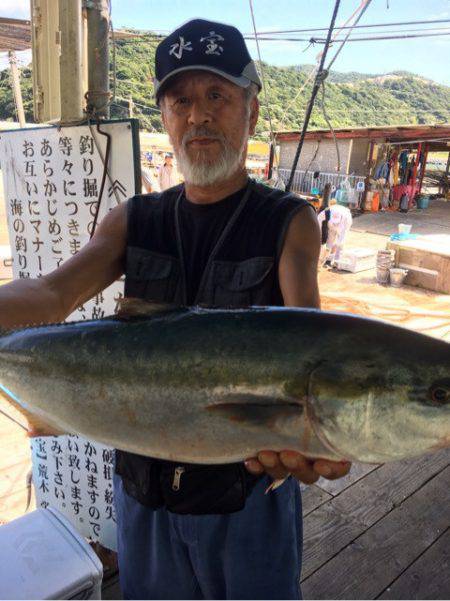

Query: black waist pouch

[115,451,261,515]
[115,450,164,509]
[160,461,261,515]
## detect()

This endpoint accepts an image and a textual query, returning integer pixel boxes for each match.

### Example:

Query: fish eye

[428,384,450,406]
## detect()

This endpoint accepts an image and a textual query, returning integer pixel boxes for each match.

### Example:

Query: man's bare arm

[278,206,321,309]
[0,201,128,329]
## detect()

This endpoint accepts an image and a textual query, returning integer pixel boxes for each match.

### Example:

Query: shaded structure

[273,124,450,204]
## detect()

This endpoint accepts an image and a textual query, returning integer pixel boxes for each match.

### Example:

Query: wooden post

[362,141,375,212]
[418,143,429,194]
[443,151,450,197]
[86,0,110,118]
[8,51,26,127]
[59,0,84,123]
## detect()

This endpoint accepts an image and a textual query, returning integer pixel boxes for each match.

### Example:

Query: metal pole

[268,142,274,180]
[8,51,26,127]
[86,0,110,118]
[59,0,84,123]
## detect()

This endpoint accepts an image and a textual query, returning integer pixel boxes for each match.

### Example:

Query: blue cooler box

[0,507,103,599]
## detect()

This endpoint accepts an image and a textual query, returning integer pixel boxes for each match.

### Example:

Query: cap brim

[155,65,260,99]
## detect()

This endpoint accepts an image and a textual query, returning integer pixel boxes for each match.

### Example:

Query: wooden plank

[301,484,333,516]
[315,462,379,497]
[0,487,35,524]
[301,466,450,600]
[378,528,450,600]
[0,459,31,498]
[0,439,31,467]
[301,449,450,579]
[331,449,450,529]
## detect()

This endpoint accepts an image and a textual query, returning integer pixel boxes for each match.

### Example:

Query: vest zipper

[172,466,185,491]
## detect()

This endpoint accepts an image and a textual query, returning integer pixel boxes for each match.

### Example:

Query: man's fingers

[257,451,290,480]
[245,458,264,475]
[280,452,320,485]
[313,459,351,480]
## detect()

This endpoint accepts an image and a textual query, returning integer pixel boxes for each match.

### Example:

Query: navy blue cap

[154,19,262,99]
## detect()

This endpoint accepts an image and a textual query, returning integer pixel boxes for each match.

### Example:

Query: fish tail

[265,475,290,494]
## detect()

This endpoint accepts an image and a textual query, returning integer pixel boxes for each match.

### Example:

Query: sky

[1,0,449,84]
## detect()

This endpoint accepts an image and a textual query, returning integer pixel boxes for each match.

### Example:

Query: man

[317,197,353,266]
[158,151,178,190]
[0,19,350,600]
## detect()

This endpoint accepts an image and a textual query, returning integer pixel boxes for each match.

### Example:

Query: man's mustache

[182,127,226,147]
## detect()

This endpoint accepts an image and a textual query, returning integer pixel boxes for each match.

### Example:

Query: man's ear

[249,96,259,136]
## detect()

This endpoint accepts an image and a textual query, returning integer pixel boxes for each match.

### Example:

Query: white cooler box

[335,248,377,273]
[0,507,103,600]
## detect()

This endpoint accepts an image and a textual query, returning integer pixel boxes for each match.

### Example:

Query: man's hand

[245,450,351,484]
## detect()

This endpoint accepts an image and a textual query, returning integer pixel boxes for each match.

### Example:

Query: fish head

[306,330,450,463]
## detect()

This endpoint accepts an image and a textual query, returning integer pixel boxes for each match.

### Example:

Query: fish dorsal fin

[116,297,181,320]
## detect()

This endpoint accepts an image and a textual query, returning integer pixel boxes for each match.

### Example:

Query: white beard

[171,126,248,187]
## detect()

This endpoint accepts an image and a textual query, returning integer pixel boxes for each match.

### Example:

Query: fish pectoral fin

[206,397,303,429]
[116,297,181,319]
[0,385,66,437]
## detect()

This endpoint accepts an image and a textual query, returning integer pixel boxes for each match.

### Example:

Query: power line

[241,30,450,43]
[253,18,450,35]
[314,31,450,43]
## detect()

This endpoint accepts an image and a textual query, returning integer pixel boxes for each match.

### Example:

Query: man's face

[160,71,259,186]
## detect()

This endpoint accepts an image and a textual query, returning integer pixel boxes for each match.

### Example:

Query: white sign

[356,181,365,192]
[0,120,140,550]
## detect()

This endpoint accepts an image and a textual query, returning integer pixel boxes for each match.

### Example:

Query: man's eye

[210,92,223,100]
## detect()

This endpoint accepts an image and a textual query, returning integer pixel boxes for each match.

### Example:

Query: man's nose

[187,99,212,126]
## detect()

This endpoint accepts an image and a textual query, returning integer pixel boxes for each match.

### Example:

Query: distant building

[273,124,450,205]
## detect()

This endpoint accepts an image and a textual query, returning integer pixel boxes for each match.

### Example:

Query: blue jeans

[114,472,303,600]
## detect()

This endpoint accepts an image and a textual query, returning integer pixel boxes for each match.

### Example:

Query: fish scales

[0,305,449,464]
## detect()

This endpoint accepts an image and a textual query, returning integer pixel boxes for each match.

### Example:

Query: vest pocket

[125,247,180,302]
[211,257,275,307]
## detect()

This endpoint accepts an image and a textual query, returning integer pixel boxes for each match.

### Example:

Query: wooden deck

[1,400,448,600]
[301,450,450,599]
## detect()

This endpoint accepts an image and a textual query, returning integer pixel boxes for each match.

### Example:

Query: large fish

[0,300,449,464]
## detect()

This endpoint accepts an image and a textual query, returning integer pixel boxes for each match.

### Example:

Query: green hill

[0,34,449,139]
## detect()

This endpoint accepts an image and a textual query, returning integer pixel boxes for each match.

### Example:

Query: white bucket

[398,223,412,234]
[389,267,408,287]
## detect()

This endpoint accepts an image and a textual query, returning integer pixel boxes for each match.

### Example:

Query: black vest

[115,179,311,513]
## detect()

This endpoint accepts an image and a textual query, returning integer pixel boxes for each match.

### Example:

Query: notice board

[0,119,140,550]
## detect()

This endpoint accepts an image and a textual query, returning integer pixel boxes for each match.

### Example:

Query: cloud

[1,0,30,18]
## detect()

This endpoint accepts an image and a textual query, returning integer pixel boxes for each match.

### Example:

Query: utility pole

[8,51,26,127]
[128,95,134,117]
[85,0,110,118]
